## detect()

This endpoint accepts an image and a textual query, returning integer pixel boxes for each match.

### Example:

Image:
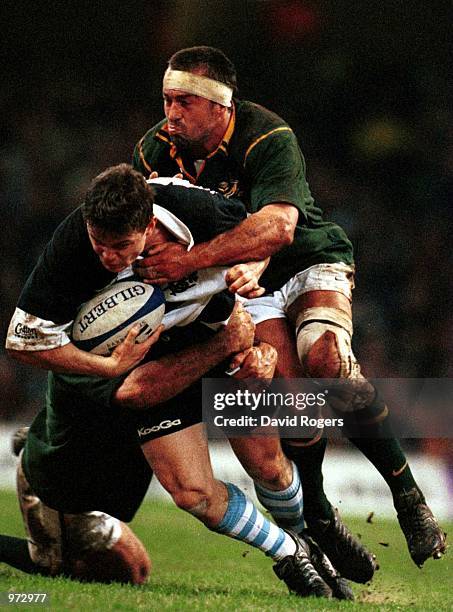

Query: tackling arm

[135,203,298,284]
[186,203,298,267]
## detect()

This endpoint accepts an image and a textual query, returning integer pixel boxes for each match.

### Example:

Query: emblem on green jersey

[217,180,240,199]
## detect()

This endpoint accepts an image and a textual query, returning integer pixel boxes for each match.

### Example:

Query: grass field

[0,490,450,611]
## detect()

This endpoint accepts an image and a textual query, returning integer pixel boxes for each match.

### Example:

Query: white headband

[163,68,233,107]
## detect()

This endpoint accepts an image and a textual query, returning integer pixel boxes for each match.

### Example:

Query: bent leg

[141,423,228,527]
[140,424,301,562]
[228,435,292,490]
[289,289,446,566]
[252,307,377,583]
[16,458,63,576]
[229,435,304,534]
[16,450,150,584]
[289,290,416,492]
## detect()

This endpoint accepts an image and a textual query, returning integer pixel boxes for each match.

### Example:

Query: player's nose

[166,104,181,122]
[99,248,119,264]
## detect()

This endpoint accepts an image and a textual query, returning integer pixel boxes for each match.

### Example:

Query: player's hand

[221,302,255,354]
[104,324,164,377]
[148,171,183,180]
[225,259,269,298]
[229,341,277,380]
[133,242,194,284]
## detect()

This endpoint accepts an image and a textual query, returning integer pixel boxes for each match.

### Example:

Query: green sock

[341,392,418,501]
[281,437,334,522]
[350,436,417,500]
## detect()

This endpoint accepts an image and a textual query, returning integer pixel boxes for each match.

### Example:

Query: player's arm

[188,203,297,265]
[132,139,147,176]
[135,131,305,284]
[5,207,146,377]
[7,324,164,378]
[114,302,255,409]
[135,203,297,284]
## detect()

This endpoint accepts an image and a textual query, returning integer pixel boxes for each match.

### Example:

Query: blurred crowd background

[1,0,451,445]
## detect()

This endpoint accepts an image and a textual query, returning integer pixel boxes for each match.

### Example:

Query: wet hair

[168,46,238,95]
[82,164,154,236]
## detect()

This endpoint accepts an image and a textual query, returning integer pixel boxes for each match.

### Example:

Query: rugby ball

[72,279,165,355]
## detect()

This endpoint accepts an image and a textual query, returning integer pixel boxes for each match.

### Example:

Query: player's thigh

[255,318,303,377]
[287,289,352,324]
[140,422,215,494]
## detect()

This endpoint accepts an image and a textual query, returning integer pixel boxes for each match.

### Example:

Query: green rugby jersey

[133,99,354,291]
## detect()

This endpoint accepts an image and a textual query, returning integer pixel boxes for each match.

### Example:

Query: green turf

[0,490,450,611]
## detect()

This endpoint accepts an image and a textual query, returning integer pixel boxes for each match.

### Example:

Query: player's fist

[222,302,255,354]
[229,341,277,380]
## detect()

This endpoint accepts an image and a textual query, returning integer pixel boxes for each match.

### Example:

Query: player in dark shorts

[132,46,446,574]
[5,165,353,599]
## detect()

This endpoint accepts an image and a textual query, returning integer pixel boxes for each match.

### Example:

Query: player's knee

[70,551,151,585]
[125,553,151,585]
[295,309,357,379]
[297,320,355,379]
[69,519,152,585]
[111,524,151,585]
[104,560,150,585]
[171,487,211,518]
[304,330,343,378]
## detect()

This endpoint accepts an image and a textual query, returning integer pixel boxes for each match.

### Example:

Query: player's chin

[102,262,129,273]
[104,266,123,273]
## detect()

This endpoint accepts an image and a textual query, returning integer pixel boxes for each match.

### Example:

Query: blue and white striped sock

[214,483,296,561]
[254,461,304,533]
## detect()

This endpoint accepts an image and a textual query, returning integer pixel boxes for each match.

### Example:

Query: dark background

[1,1,452,426]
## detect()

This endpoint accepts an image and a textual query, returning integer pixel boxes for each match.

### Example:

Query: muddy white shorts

[243,263,355,324]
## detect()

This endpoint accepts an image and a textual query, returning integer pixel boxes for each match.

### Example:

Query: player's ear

[145,216,157,235]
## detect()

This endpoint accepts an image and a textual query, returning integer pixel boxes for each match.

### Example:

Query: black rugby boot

[304,533,355,600]
[273,532,332,598]
[306,506,377,583]
[395,487,447,567]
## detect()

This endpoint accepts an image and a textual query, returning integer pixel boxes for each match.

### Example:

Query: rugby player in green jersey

[132,46,446,574]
